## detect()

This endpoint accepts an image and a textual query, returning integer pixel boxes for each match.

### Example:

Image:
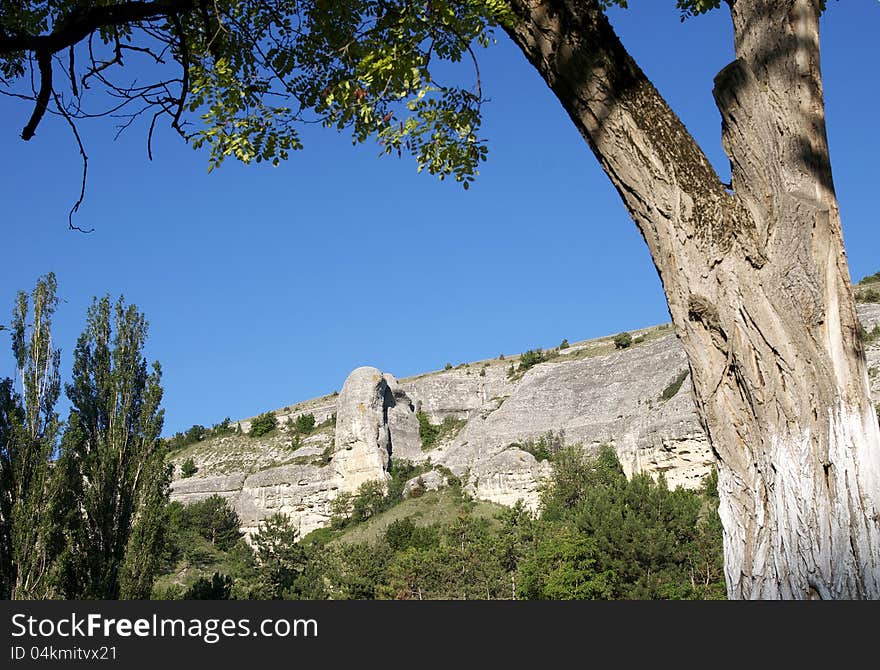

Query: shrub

[181,457,198,478]
[858,271,880,285]
[384,517,418,551]
[444,362,453,371]
[856,288,880,303]
[859,324,880,344]
[559,338,570,350]
[417,411,465,450]
[163,417,237,453]
[613,332,633,349]
[184,573,233,600]
[660,369,690,401]
[383,517,439,552]
[152,583,185,600]
[212,417,234,436]
[292,412,316,435]
[518,348,546,371]
[315,413,337,430]
[163,424,205,452]
[351,480,386,523]
[330,480,390,528]
[417,410,440,449]
[387,459,427,500]
[311,446,333,466]
[249,411,277,438]
[511,431,565,462]
[329,492,354,528]
[435,464,462,491]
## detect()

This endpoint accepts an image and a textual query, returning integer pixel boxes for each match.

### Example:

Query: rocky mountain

[169,303,880,538]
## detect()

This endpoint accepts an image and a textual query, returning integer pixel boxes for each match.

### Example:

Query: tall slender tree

[0,274,61,599]
[0,378,19,598]
[55,296,168,599]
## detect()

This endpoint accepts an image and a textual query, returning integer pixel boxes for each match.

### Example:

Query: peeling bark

[504,0,880,598]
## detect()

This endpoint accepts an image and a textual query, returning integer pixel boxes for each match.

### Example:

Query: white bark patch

[720,401,880,598]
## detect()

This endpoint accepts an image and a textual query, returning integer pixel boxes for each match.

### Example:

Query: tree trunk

[504,0,880,598]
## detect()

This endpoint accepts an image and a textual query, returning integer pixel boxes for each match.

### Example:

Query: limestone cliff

[169,304,880,536]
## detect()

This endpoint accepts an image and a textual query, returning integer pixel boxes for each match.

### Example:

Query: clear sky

[1,3,878,436]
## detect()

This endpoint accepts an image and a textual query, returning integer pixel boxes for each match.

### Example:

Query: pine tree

[252,514,305,599]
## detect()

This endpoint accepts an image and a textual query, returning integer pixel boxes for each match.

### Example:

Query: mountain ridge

[168,301,880,538]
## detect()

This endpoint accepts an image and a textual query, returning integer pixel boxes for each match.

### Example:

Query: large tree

[0,274,62,599]
[2,0,878,598]
[54,296,168,599]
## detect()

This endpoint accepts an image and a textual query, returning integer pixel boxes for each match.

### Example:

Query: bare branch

[170,13,189,134]
[147,110,163,160]
[21,50,52,140]
[119,44,167,64]
[68,46,78,97]
[51,91,93,233]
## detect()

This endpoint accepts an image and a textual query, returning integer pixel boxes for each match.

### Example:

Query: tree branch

[0,1,197,57]
[52,91,92,233]
[20,50,52,140]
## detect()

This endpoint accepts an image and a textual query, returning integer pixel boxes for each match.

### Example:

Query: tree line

[0,274,167,599]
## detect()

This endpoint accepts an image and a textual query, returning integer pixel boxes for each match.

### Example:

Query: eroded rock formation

[169,304,880,536]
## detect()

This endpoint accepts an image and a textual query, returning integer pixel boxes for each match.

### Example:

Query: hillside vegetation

[856,272,880,304]
[153,446,725,600]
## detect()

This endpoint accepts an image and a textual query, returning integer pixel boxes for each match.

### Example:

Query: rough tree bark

[504,0,880,598]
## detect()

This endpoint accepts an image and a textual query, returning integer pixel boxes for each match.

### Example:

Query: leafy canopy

[1,0,512,188]
[0,0,831,202]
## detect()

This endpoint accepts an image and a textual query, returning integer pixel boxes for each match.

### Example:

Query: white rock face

[464,448,553,511]
[332,366,393,494]
[170,463,339,538]
[402,331,714,499]
[169,305,880,535]
[383,373,423,462]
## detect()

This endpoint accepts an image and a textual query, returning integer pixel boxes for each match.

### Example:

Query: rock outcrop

[169,303,880,537]
[463,449,552,510]
[402,330,712,492]
[383,373,423,462]
[332,366,393,494]
[170,366,426,536]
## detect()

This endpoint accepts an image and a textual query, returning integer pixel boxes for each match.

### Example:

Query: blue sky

[1,2,878,436]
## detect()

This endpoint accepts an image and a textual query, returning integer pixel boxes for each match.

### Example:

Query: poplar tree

[0,274,61,599]
[54,296,168,599]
